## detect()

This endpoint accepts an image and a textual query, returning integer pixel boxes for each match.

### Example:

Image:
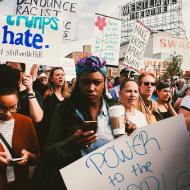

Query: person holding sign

[6,61,44,150]
[119,79,148,134]
[0,65,39,190]
[39,56,117,190]
[136,72,162,124]
[6,61,43,123]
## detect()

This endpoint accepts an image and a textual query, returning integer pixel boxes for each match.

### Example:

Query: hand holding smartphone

[83,121,98,132]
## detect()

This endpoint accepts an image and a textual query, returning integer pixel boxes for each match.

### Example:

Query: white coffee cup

[108,105,126,136]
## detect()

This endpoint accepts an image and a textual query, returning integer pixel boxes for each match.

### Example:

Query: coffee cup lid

[108,105,125,117]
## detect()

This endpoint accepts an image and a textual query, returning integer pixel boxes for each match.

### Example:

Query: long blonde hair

[44,67,70,98]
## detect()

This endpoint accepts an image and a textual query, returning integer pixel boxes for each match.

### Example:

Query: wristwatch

[27,92,36,99]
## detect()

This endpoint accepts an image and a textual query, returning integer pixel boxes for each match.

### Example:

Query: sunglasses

[143,82,156,86]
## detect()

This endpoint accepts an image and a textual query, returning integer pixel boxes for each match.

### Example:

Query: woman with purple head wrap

[42,56,117,190]
[71,56,108,106]
[76,56,107,79]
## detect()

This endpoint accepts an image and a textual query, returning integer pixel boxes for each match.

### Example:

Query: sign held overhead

[124,20,150,71]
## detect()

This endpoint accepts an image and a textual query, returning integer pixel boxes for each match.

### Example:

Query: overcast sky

[0,0,189,56]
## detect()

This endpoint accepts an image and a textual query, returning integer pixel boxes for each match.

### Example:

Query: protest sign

[72,52,92,64]
[124,20,151,71]
[153,35,190,55]
[0,15,63,66]
[60,115,190,190]
[153,35,190,71]
[92,13,121,66]
[59,58,76,81]
[15,0,78,40]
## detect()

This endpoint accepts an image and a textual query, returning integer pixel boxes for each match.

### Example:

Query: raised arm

[22,74,43,123]
[30,64,39,81]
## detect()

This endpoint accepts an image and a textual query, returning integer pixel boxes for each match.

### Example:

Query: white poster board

[153,36,190,55]
[153,36,190,71]
[92,13,121,66]
[124,21,151,71]
[15,0,78,40]
[60,115,190,190]
[60,58,76,81]
[0,15,63,66]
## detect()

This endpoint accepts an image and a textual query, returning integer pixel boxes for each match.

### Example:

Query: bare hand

[166,94,172,105]
[0,152,9,166]
[125,119,137,136]
[22,74,33,92]
[16,149,30,166]
[70,130,98,148]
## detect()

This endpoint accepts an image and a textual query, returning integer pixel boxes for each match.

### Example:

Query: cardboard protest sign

[153,35,190,55]
[0,15,63,66]
[124,20,151,71]
[60,115,190,190]
[60,58,76,81]
[92,13,121,66]
[153,35,190,71]
[15,0,78,40]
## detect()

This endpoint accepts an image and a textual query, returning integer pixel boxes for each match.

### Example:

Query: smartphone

[83,121,98,132]
[10,157,24,162]
[166,96,171,103]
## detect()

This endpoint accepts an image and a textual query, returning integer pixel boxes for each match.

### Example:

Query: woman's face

[0,94,18,121]
[119,81,139,109]
[78,71,105,104]
[39,77,47,85]
[51,69,65,87]
[157,87,170,102]
[139,75,156,99]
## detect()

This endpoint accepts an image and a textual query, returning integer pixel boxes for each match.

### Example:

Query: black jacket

[39,96,117,190]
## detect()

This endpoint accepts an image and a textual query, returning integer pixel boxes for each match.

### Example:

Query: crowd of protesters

[0,56,190,190]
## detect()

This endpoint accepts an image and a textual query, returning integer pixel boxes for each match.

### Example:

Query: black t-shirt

[159,110,172,119]
[40,93,63,148]
[43,93,63,128]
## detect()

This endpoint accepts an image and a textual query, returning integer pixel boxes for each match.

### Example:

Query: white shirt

[180,95,190,110]
[0,119,15,183]
[126,108,148,128]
